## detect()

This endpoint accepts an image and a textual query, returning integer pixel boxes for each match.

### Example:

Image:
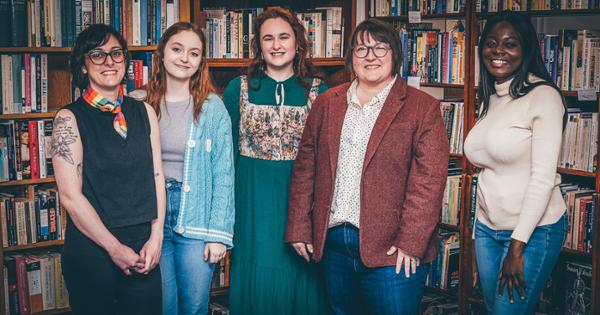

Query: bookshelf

[1,0,354,313]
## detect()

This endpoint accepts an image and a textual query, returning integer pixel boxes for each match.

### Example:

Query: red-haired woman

[132,22,235,315]
[222,7,329,315]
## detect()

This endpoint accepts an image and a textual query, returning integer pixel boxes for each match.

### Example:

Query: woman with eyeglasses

[52,24,165,315]
[222,7,329,315]
[286,19,449,314]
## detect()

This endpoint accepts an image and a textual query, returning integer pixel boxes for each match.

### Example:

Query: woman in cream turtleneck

[464,11,567,315]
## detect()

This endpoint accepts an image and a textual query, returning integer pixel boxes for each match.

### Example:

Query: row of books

[559,183,595,253]
[442,174,462,226]
[1,54,49,115]
[394,21,466,85]
[369,0,465,17]
[201,7,344,59]
[559,111,598,173]
[1,188,63,248]
[0,119,54,182]
[3,252,69,315]
[0,0,181,48]
[539,29,600,92]
[476,0,600,12]
[426,231,460,291]
[440,100,464,154]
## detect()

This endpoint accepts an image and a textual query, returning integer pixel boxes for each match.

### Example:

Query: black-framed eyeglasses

[353,44,391,58]
[86,49,127,65]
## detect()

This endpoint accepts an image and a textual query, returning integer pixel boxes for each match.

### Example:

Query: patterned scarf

[82,85,127,140]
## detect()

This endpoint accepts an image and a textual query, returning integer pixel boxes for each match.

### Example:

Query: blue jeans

[475,215,567,315]
[161,180,216,315]
[322,223,429,315]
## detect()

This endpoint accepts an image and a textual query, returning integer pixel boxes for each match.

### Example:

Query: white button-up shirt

[329,76,397,228]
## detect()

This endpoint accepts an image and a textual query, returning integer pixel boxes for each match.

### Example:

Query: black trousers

[61,222,162,315]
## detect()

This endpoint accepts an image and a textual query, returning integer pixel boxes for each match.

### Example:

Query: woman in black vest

[52,24,165,315]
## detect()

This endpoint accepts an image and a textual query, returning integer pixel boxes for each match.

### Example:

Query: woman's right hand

[291,242,314,262]
[108,243,146,275]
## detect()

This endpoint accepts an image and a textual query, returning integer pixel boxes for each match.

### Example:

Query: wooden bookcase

[0,0,355,313]
[368,1,600,314]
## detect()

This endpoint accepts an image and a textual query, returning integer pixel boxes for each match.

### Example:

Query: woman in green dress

[223,7,329,315]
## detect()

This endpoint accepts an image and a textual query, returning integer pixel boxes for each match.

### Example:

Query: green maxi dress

[223,74,329,315]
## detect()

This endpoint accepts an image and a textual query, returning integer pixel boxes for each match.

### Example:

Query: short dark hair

[345,19,402,76]
[70,24,130,90]
[477,11,566,126]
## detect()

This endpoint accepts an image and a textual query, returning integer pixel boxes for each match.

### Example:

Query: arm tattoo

[51,116,78,165]
[77,163,83,177]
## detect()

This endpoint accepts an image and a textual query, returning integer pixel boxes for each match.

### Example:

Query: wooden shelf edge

[449,153,464,158]
[439,223,460,231]
[372,13,465,21]
[210,286,229,297]
[477,8,600,18]
[557,167,596,177]
[421,83,464,88]
[561,247,592,258]
[3,240,64,252]
[32,307,71,315]
[426,286,458,296]
[0,112,58,120]
[0,45,160,53]
[467,296,485,306]
[0,178,56,187]
[207,58,345,67]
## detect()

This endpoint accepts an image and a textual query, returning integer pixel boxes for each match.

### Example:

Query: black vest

[65,96,157,229]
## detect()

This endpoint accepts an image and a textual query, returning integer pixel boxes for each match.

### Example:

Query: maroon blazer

[285,78,449,267]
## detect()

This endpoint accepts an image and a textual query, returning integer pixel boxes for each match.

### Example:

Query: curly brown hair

[145,22,216,121]
[247,7,319,91]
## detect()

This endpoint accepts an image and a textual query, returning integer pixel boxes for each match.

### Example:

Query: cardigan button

[183,185,191,193]
[175,226,185,234]
[187,140,196,148]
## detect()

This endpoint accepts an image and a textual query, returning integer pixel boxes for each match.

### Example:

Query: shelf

[449,153,464,158]
[32,307,71,315]
[0,45,160,53]
[421,83,464,88]
[0,112,57,120]
[207,57,345,67]
[562,247,592,258]
[467,296,485,306]
[3,239,64,252]
[373,13,465,21]
[439,223,460,232]
[560,90,600,98]
[0,47,72,53]
[0,178,56,187]
[557,167,596,178]
[210,286,229,297]
[426,286,457,297]
[477,8,600,18]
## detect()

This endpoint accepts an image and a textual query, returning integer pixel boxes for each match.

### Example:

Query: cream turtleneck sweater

[464,77,566,243]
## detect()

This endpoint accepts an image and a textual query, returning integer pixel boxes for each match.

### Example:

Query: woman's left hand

[138,234,163,274]
[204,242,227,264]
[387,246,420,278]
[498,239,527,303]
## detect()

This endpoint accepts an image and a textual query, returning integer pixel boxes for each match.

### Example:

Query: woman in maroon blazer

[286,19,449,315]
